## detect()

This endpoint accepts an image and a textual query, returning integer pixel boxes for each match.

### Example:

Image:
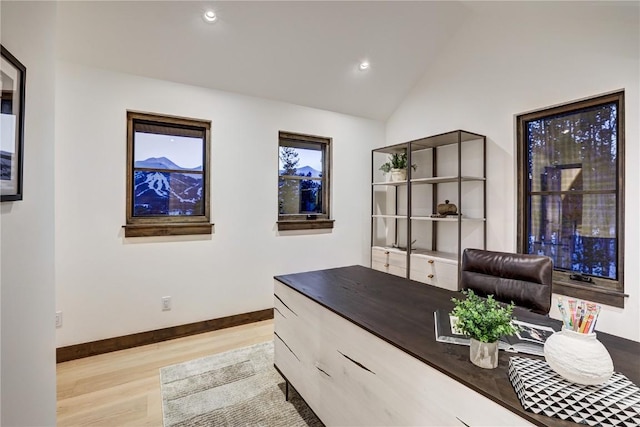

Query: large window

[278,131,333,231]
[517,92,625,307]
[125,111,212,237]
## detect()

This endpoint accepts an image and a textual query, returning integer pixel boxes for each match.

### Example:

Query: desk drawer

[410,255,458,291]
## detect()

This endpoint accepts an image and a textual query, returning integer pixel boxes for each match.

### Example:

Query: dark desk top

[274,265,640,427]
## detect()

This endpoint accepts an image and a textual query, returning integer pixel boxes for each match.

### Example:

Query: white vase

[470,338,498,369]
[390,168,406,182]
[543,327,613,385]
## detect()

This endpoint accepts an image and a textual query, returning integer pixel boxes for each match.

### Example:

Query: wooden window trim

[277,131,332,231]
[553,272,627,308]
[124,111,212,237]
[516,91,625,307]
[277,219,335,231]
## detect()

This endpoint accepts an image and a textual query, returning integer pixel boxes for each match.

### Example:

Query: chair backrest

[460,248,552,315]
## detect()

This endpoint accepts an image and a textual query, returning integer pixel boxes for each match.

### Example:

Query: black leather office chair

[460,248,553,315]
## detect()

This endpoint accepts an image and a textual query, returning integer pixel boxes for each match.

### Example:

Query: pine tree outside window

[517,91,625,307]
[277,131,333,231]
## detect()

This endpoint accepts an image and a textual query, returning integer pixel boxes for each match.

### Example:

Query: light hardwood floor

[57,319,274,426]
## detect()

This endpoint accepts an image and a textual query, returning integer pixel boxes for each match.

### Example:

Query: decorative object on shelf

[509,356,639,426]
[391,168,407,182]
[391,239,416,251]
[1,45,26,202]
[450,290,519,369]
[379,151,416,182]
[432,199,458,217]
[437,199,458,215]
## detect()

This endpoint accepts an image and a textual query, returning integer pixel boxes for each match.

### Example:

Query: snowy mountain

[133,170,203,216]
[135,156,202,171]
[279,165,322,177]
[0,151,12,180]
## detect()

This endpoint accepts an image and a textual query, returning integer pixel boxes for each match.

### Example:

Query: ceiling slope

[57,1,471,120]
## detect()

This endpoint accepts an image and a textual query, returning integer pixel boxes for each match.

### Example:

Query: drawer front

[372,260,406,278]
[319,308,452,425]
[372,248,407,278]
[371,247,406,268]
[318,306,533,426]
[274,280,326,356]
[274,281,324,409]
[410,256,458,291]
[388,251,407,268]
[371,247,389,264]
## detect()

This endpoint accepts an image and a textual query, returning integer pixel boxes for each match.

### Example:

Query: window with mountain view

[278,131,333,231]
[517,91,625,307]
[124,111,212,237]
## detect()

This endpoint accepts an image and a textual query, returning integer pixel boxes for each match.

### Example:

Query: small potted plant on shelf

[450,290,519,369]
[379,151,416,182]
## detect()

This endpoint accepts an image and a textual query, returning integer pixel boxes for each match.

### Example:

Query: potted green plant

[379,151,416,182]
[450,290,520,369]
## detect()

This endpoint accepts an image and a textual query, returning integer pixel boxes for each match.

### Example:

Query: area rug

[160,341,323,427]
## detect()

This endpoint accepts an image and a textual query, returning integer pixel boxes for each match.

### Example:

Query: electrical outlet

[162,296,172,311]
[55,311,63,328]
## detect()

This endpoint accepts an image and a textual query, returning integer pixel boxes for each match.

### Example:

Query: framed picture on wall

[1,45,26,202]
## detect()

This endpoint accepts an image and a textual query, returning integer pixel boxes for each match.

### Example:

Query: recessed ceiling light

[203,10,217,23]
[359,61,370,71]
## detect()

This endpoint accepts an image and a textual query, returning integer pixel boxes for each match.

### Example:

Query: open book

[433,309,557,356]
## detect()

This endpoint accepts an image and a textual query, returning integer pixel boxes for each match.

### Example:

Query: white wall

[55,62,383,347]
[386,2,639,341]
[0,1,57,425]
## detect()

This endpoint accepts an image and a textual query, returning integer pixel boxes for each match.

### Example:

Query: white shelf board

[372,180,408,186]
[410,250,458,262]
[372,215,407,219]
[410,176,485,185]
[371,245,407,255]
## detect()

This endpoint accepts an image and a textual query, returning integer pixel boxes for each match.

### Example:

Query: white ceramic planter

[390,168,406,182]
[470,338,498,369]
[543,327,614,385]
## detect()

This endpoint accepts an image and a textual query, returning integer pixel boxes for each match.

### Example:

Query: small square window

[124,111,212,237]
[277,131,333,231]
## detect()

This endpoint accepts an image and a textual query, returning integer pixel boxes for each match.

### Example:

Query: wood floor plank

[57,319,274,426]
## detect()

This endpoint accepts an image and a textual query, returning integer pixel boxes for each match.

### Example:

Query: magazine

[433,309,557,356]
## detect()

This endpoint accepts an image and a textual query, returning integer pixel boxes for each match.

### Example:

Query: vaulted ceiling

[57,1,473,121]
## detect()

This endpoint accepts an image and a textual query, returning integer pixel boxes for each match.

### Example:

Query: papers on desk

[433,309,558,357]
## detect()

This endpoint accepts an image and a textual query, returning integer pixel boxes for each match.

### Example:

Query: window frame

[516,91,626,307]
[277,131,333,231]
[124,111,212,237]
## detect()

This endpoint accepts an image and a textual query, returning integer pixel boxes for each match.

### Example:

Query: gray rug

[160,341,323,427]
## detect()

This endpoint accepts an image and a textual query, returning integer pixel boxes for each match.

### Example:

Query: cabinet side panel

[318,294,535,426]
